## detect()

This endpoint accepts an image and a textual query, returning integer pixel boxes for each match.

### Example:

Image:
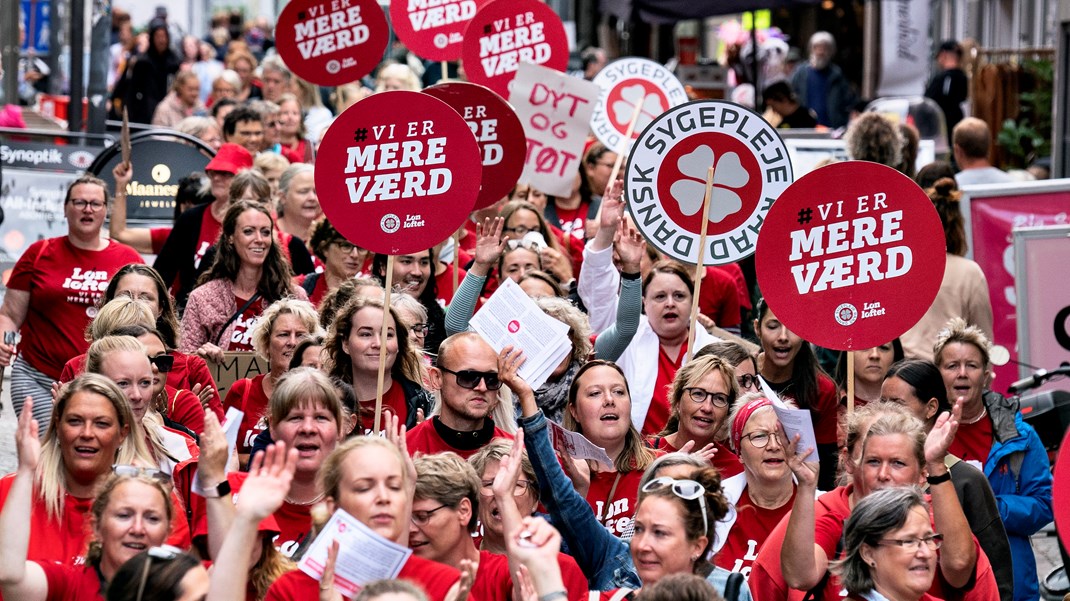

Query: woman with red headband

[713,393,805,576]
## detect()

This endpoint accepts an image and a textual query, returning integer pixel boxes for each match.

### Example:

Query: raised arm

[592,220,643,361]
[780,431,825,591]
[577,180,625,333]
[207,442,297,601]
[0,289,29,366]
[444,217,505,336]
[199,411,234,561]
[925,399,976,587]
[109,161,155,253]
[0,401,49,601]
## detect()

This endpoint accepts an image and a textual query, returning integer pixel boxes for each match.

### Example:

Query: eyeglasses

[504,225,537,236]
[113,464,173,485]
[740,430,782,448]
[438,366,502,390]
[479,479,532,497]
[69,199,106,211]
[411,504,449,526]
[641,477,708,538]
[135,545,184,601]
[409,323,429,335]
[148,354,174,373]
[737,374,758,390]
[685,388,729,408]
[877,533,944,552]
[333,240,358,252]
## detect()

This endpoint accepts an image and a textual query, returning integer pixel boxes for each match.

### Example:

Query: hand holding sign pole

[686,166,715,362]
[374,258,394,435]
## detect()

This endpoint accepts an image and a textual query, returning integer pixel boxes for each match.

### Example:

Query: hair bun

[932,177,958,198]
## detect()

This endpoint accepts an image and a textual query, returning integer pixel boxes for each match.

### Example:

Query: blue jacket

[519,410,752,600]
[982,391,1053,601]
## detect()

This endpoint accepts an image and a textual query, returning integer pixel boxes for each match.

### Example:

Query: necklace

[961,406,988,425]
[285,491,326,506]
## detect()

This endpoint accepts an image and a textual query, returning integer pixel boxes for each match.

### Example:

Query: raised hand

[112,159,133,190]
[235,442,298,521]
[196,342,225,364]
[472,217,507,275]
[454,558,476,601]
[384,411,416,495]
[554,433,591,497]
[539,246,573,283]
[506,516,563,570]
[15,399,40,474]
[598,180,626,239]
[498,347,536,417]
[614,219,645,274]
[679,440,719,465]
[492,430,526,502]
[197,410,229,488]
[318,540,344,601]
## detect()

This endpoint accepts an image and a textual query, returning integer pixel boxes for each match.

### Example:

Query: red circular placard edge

[314,91,483,256]
[390,0,492,62]
[754,161,946,351]
[590,57,688,150]
[423,81,527,211]
[274,0,388,87]
[459,0,570,98]
[623,98,793,267]
[1054,430,1070,551]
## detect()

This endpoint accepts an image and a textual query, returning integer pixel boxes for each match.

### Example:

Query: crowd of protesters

[0,9,1053,601]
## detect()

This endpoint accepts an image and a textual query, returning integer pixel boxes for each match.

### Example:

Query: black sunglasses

[438,366,502,390]
[148,354,174,373]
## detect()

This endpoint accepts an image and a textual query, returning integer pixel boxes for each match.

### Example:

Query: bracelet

[538,592,568,601]
[926,471,952,485]
[621,271,641,280]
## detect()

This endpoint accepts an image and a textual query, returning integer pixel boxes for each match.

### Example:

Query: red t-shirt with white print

[7,237,143,378]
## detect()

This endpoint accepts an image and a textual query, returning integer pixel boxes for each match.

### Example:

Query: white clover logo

[669,145,750,223]
[611,84,663,131]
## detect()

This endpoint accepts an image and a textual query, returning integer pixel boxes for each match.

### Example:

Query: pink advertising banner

[961,180,1070,393]
[1013,226,1070,395]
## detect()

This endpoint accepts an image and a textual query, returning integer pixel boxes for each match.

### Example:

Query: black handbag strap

[212,292,262,346]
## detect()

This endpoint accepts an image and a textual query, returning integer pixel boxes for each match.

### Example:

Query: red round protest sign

[424,82,526,210]
[755,161,946,351]
[315,91,482,256]
[391,0,493,62]
[275,0,388,87]
[1054,429,1070,550]
[460,0,569,98]
[625,100,793,266]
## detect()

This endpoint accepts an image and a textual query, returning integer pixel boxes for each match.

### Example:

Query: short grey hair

[809,31,836,52]
[831,486,929,595]
[260,54,292,80]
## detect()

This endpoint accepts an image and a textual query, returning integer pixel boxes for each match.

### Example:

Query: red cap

[204,143,253,175]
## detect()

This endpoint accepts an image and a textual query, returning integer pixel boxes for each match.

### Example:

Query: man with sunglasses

[407,333,514,459]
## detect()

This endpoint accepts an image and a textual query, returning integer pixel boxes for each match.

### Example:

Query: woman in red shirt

[650,355,743,479]
[753,297,839,489]
[0,175,143,430]
[564,360,657,539]
[326,297,432,432]
[223,298,320,463]
[265,437,461,601]
[0,379,175,601]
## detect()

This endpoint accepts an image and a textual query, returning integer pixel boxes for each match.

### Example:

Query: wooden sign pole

[846,352,855,415]
[606,100,644,186]
[373,255,395,435]
[686,166,715,362]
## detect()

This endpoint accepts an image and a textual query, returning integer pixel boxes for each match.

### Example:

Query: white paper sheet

[758,376,818,461]
[298,509,413,598]
[549,420,615,470]
[469,278,572,389]
[191,407,243,495]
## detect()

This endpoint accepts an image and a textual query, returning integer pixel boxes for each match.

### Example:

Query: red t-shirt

[405,419,514,460]
[435,263,467,305]
[150,227,172,255]
[720,261,751,311]
[643,341,689,436]
[586,468,645,538]
[472,549,589,601]
[948,417,993,469]
[272,499,312,558]
[359,381,408,430]
[698,266,742,328]
[229,296,264,351]
[38,562,103,601]
[715,486,795,576]
[223,375,270,454]
[553,202,589,241]
[165,385,208,435]
[194,209,222,271]
[264,554,459,601]
[7,237,143,379]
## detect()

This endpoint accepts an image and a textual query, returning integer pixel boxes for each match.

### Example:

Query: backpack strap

[724,572,744,601]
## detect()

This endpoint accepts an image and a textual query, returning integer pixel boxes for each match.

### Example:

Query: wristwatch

[200,479,232,498]
[926,471,952,486]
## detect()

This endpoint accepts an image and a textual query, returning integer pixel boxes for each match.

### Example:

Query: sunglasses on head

[113,464,173,485]
[641,476,709,537]
[438,366,502,390]
[148,354,174,373]
[135,545,184,601]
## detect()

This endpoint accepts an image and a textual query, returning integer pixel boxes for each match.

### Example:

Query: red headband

[731,398,773,452]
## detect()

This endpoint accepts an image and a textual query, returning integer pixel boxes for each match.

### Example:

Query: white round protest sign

[590,57,687,152]
[624,100,793,266]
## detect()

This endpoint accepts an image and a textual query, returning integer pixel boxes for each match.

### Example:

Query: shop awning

[600,0,821,24]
